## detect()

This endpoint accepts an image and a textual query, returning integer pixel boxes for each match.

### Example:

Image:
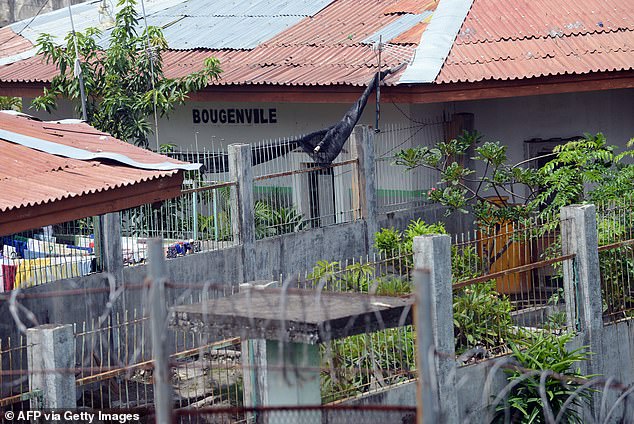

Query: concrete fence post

[412,235,458,423]
[560,204,603,413]
[148,239,173,424]
[100,212,124,278]
[350,125,378,255]
[26,324,76,409]
[229,144,256,283]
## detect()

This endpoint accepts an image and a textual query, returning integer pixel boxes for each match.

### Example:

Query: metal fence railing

[596,199,634,322]
[0,336,36,411]
[72,308,243,411]
[120,180,237,266]
[175,405,416,423]
[451,213,574,356]
[251,137,359,236]
[280,251,416,403]
[0,219,97,291]
[374,120,445,214]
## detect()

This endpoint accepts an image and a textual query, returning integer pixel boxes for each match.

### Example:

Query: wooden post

[148,239,173,424]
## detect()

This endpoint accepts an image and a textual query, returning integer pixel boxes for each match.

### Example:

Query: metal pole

[148,239,173,423]
[213,188,219,241]
[67,5,88,121]
[192,179,198,240]
[413,267,437,424]
[375,35,382,131]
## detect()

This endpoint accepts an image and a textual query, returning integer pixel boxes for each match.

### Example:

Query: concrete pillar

[26,324,76,409]
[229,144,256,283]
[148,239,173,424]
[241,340,322,423]
[266,341,320,406]
[100,212,124,279]
[560,204,603,413]
[100,212,125,359]
[239,281,278,412]
[413,235,458,423]
[350,125,378,255]
[238,283,319,423]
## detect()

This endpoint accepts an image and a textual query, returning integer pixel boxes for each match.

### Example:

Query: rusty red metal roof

[436,0,634,83]
[0,112,185,215]
[3,0,629,89]
[0,0,428,88]
[0,27,34,59]
[383,0,438,15]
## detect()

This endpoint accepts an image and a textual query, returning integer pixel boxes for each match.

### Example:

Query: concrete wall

[0,273,109,335]
[0,220,370,338]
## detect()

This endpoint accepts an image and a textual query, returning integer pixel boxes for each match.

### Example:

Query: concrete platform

[169,288,413,344]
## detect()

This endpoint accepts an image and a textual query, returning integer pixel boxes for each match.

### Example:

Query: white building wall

[453,88,634,164]
[157,101,424,150]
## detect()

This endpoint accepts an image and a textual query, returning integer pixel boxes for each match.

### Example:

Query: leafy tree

[395,131,634,227]
[492,332,592,424]
[31,0,221,147]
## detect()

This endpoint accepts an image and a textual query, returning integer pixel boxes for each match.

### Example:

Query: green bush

[453,281,514,354]
[254,200,305,239]
[492,332,592,424]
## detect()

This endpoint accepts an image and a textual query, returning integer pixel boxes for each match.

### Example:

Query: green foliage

[402,219,447,253]
[396,131,634,228]
[492,332,592,424]
[321,327,415,403]
[374,227,402,255]
[254,201,305,239]
[453,281,514,354]
[32,0,221,147]
[0,96,22,111]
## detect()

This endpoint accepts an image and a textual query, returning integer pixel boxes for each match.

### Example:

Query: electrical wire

[0,0,51,50]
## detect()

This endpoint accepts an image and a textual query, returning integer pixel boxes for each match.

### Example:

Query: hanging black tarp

[291,67,399,164]
[191,65,402,174]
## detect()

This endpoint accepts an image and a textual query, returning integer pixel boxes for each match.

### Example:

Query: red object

[2,264,16,292]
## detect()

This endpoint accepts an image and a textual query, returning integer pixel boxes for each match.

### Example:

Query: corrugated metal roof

[0,112,185,213]
[0,0,426,88]
[436,0,634,83]
[383,0,438,15]
[0,27,33,59]
[363,12,433,45]
[156,15,312,50]
[154,0,331,17]
[7,0,334,51]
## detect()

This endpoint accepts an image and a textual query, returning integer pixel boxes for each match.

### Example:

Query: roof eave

[2,70,633,105]
[0,171,184,237]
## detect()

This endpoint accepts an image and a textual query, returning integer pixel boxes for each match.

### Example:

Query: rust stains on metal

[437,0,634,83]
[0,27,33,59]
[0,0,431,88]
[0,112,186,215]
[383,0,438,15]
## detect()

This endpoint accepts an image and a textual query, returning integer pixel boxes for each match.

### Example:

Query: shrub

[491,332,592,424]
[453,281,514,355]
